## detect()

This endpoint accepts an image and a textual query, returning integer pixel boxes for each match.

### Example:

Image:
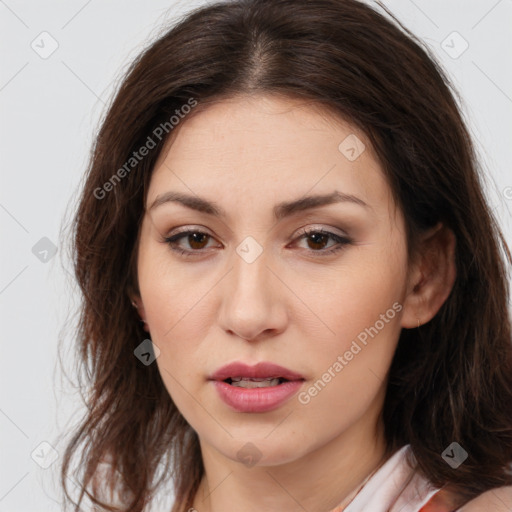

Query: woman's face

[135,94,414,467]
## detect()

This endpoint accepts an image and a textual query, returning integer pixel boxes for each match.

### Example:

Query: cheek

[138,244,213,339]
[297,239,406,413]
[145,283,212,365]
[297,291,403,433]
[311,242,406,346]
[138,266,224,383]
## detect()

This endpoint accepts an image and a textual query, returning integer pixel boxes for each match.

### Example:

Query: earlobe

[129,294,150,333]
[400,223,457,329]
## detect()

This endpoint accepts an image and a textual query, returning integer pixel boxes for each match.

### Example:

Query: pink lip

[208,361,305,413]
[209,361,305,381]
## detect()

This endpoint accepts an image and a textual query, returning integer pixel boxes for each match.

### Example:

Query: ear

[401,222,457,329]
[128,290,150,333]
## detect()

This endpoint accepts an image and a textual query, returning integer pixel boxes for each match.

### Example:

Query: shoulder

[458,485,512,511]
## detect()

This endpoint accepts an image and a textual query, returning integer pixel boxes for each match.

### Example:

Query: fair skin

[130,94,456,512]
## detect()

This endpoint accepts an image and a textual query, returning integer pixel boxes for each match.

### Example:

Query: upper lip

[209,361,305,381]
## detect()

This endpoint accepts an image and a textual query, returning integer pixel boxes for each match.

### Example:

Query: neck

[192,395,389,512]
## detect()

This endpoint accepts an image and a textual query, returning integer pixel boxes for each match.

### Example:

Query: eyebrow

[148,190,370,220]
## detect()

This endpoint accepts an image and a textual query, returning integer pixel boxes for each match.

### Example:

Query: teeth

[230,377,281,388]
[231,377,279,382]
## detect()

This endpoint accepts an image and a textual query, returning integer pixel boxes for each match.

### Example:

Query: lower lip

[211,380,304,413]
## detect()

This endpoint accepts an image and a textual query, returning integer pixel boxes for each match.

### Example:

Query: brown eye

[185,232,210,250]
[305,232,330,250]
[294,228,352,256]
[164,230,218,256]
[163,227,352,258]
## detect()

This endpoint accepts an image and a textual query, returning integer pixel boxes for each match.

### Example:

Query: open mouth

[224,377,290,388]
[211,364,305,412]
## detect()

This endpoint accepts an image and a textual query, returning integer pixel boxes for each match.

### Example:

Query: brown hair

[59,0,512,510]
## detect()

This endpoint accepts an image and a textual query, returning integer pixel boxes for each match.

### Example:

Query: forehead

[147,94,392,218]
[155,93,373,164]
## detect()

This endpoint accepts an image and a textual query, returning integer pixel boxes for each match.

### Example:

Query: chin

[218,436,307,468]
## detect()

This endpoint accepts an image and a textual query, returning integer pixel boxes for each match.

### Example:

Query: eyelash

[162,227,352,258]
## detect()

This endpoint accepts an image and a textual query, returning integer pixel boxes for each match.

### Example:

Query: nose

[217,243,288,342]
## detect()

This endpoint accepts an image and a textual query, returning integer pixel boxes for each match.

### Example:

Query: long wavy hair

[59,0,512,510]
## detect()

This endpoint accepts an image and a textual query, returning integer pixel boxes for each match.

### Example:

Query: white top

[95,444,512,511]
[340,444,512,512]
[343,445,438,511]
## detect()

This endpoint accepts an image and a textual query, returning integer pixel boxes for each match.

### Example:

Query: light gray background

[1,1,511,511]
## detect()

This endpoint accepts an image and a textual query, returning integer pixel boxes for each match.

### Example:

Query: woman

[60,0,512,510]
